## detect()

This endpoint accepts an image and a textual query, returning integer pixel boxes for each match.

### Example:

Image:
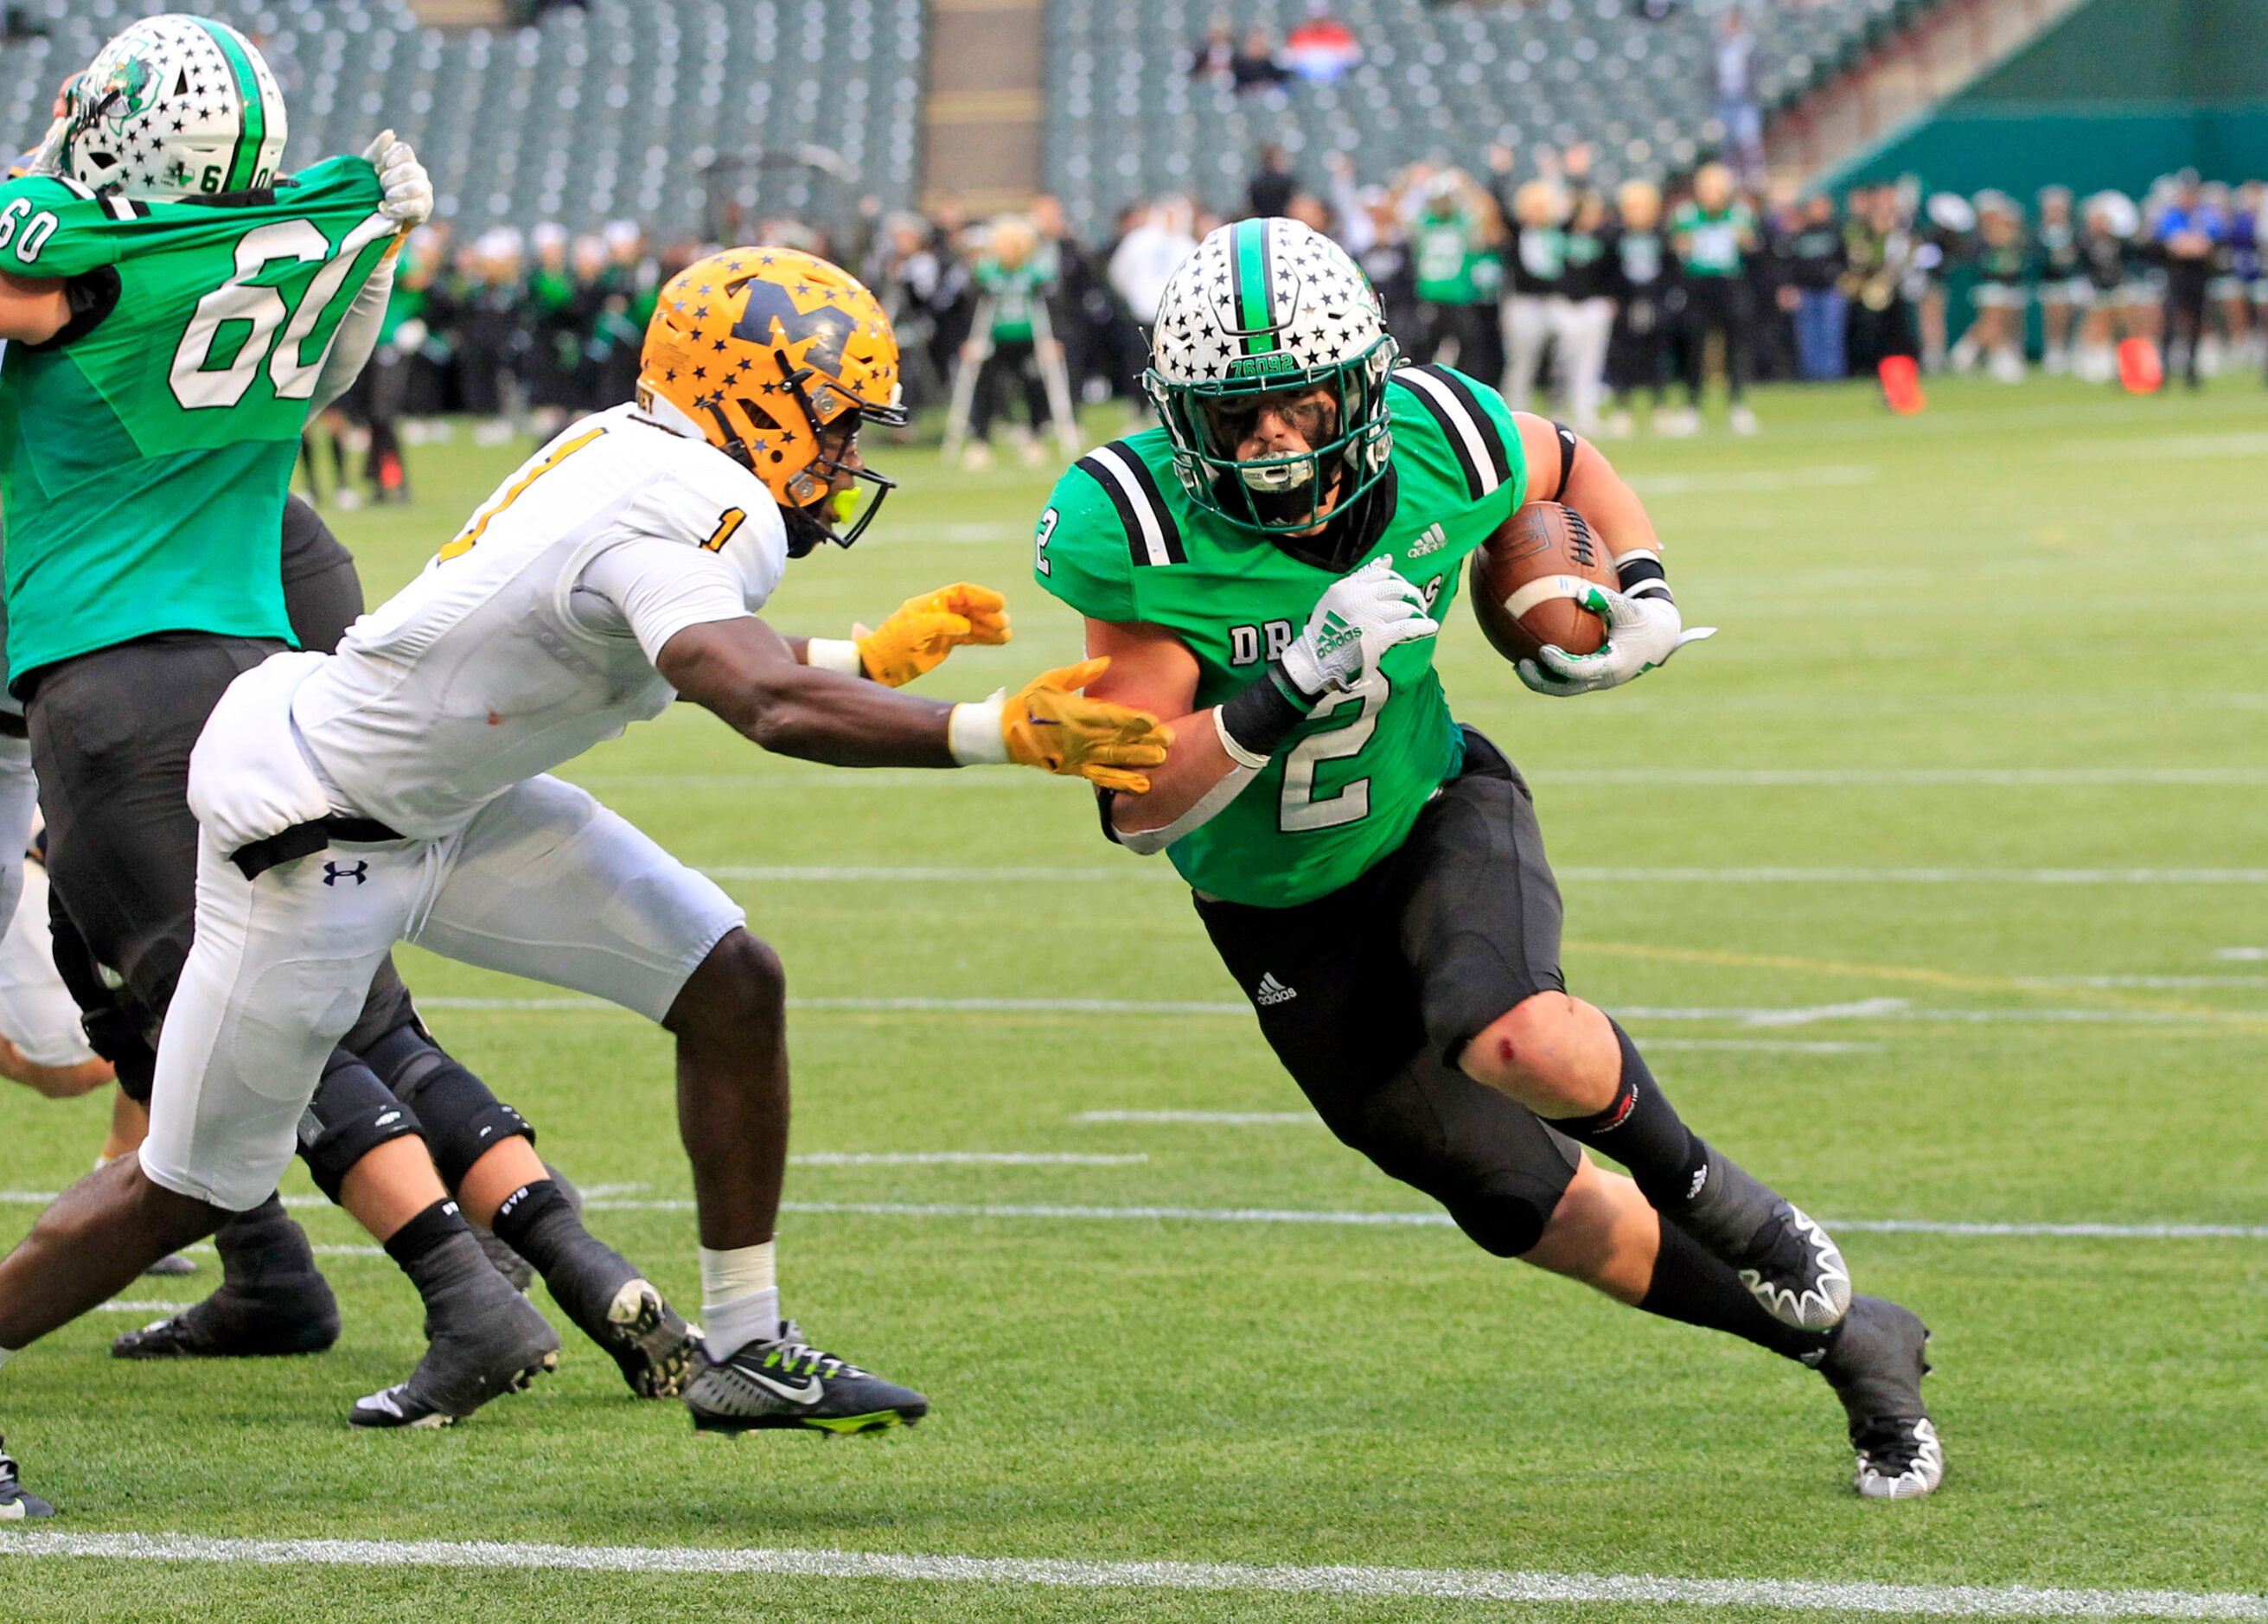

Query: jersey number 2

[1279,669,1387,833]
[169,214,397,410]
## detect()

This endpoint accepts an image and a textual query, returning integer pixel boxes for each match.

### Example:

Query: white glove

[1517,585,1709,696]
[362,130,432,228]
[1280,557,1439,697]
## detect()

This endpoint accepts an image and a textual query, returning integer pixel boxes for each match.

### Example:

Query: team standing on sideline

[312,157,2268,508]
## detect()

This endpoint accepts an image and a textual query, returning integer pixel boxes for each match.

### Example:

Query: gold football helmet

[638,246,906,553]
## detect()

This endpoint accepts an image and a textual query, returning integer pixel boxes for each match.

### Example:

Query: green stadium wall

[1822,0,2268,195]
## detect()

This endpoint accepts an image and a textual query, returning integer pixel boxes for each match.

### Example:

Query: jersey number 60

[169,214,399,411]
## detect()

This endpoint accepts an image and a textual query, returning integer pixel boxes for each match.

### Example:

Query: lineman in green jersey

[0,23,694,1510]
[1033,217,1944,1499]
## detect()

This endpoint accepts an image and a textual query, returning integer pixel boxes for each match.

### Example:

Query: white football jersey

[292,404,786,837]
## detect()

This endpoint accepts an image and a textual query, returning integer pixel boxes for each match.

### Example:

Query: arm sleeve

[305,250,396,414]
[576,535,758,666]
[1031,462,1141,623]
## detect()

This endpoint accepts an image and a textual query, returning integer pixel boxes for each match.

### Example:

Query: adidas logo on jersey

[1408,523,1448,558]
[1254,973,1297,1007]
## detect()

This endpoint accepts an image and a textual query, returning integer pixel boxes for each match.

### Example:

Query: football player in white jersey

[0,249,1170,1487]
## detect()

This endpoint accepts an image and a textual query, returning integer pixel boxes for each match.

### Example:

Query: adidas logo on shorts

[1254,973,1297,1007]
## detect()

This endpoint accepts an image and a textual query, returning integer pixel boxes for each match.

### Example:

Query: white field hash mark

[1,1531,2265,1618]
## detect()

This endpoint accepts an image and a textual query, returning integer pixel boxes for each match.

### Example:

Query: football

[1467,502,1617,665]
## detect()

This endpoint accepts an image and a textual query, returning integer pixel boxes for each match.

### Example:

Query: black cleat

[589,1277,699,1400]
[348,1274,560,1429]
[1679,1146,1851,1332]
[475,1224,535,1295]
[684,1327,927,1436]
[1822,1295,1944,1499]
[0,1435,54,1521]
[112,1279,340,1359]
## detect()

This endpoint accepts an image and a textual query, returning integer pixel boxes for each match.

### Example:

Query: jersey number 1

[169,214,397,411]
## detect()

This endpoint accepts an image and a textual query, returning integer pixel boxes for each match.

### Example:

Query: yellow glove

[852,582,1012,687]
[949,657,1172,793]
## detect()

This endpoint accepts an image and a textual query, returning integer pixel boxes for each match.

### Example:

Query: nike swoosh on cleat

[744,1370,825,1404]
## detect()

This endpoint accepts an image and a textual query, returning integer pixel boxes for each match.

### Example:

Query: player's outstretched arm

[659,614,1167,786]
[1511,413,1708,695]
[803,582,1012,687]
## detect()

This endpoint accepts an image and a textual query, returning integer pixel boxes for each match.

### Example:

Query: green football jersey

[1413,210,1478,304]
[1671,201,1754,277]
[1034,364,1528,907]
[0,156,393,686]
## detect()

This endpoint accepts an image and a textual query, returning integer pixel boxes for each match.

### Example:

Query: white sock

[699,1242,779,1355]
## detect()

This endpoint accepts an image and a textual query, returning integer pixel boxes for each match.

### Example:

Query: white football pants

[139,773,744,1212]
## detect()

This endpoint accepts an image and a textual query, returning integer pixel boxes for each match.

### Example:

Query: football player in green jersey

[1033,217,1943,1499]
[0,22,692,1512]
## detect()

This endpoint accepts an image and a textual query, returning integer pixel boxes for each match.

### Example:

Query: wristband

[1613,550,1674,604]
[805,636,866,677]
[947,696,1009,765]
[1212,707,1271,771]
[1217,664,1318,762]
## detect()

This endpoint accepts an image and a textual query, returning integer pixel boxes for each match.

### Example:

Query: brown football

[1468,502,1616,665]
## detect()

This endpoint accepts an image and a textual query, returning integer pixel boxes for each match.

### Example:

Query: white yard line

[92,1301,192,1314]
[416,994,1252,1015]
[789,1153,1147,1167]
[687,864,2268,886]
[565,1198,2268,1241]
[1076,1110,1322,1125]
[1,1192,2253,1243]
[568,766,2268,793]
[411,995,2239,1029]
[0,1531,2260,1617]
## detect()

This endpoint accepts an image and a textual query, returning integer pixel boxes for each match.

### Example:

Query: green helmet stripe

[201,21,269,191]
[1233,220,1277,358]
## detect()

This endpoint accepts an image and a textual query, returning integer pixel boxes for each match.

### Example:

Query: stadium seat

[2,0,925,242]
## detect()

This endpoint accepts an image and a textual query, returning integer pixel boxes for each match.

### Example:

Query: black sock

[383,1199,487,1306]
[1640,1220,1837,1365]
[1550,1021,1709,1214]
[492,1180,636,1330]
[490,1180,581,1277]
[214,1192,324,1294]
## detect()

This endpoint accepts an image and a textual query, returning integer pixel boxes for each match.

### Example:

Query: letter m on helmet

[733,278,857,375]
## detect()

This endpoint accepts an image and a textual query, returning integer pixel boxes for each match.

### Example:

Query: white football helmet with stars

[1145,216,1397,534]
[50,15,288,201]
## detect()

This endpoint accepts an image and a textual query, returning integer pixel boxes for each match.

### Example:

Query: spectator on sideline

[1782,191,1849,381]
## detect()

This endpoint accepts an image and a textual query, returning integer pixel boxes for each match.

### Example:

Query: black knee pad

[359,1021,533,1189]
[297,1050,425,1204]
[1440,1173,1564,1259]
[1332,1058,1578,1262]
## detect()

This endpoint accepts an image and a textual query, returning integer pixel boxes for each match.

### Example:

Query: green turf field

[3,376,2266,1621]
